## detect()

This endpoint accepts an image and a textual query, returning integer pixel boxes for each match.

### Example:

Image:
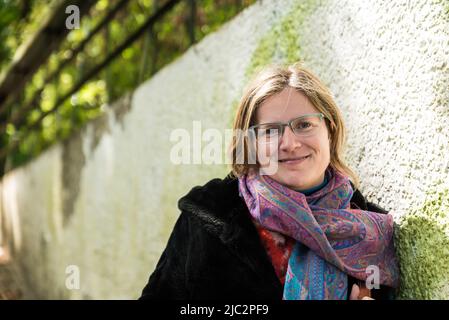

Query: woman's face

[255,87,331,190]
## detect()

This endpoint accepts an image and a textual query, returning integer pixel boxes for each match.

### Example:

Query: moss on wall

[395,187,449,299]
[245,0,320,80]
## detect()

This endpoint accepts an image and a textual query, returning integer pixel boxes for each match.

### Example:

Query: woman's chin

[271,174,307,189]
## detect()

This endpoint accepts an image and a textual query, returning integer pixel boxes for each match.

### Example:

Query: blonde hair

[228,62,360,189]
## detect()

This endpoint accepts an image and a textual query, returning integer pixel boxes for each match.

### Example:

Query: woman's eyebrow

[259,114,309,124]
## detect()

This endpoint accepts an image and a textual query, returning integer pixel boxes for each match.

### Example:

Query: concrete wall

[0,0,448,299]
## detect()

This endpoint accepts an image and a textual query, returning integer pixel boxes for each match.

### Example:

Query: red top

[251,218,296,285]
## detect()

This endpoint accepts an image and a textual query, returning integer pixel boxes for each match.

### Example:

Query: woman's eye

[295,121,312,130]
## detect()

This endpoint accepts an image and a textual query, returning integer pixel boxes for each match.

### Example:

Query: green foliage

[0,0,53,70]
[0,0,256,173]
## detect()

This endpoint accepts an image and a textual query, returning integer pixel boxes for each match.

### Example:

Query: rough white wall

[0,0,448,299]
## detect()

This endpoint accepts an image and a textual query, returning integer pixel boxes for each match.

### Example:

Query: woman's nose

[279,125,302,151]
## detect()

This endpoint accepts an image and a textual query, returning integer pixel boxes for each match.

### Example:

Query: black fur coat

[139,173,395,300]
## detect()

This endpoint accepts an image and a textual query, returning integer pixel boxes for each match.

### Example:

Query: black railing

[0,0,131,133]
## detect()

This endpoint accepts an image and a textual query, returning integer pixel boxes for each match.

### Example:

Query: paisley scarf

[238,167,399,300]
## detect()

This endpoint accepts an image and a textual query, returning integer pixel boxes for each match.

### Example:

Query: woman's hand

[349,284,374,300]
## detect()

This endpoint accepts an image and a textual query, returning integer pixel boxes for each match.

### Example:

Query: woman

[140,63,399,300]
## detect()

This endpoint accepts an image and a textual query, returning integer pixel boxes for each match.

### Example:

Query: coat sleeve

[139,212,191,300]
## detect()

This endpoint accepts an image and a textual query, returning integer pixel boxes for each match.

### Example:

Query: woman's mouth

[279,155,311,165]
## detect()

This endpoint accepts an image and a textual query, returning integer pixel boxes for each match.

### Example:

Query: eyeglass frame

[248,113,327,143]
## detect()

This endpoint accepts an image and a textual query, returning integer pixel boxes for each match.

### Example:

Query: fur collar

[177,173,251,243]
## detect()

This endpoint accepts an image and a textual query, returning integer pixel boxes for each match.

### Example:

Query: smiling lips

[279,155,311,164]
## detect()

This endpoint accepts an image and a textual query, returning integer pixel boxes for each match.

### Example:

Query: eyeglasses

[249,113,326,144]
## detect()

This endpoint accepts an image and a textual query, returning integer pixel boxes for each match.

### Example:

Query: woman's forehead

[256,88,317,123]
